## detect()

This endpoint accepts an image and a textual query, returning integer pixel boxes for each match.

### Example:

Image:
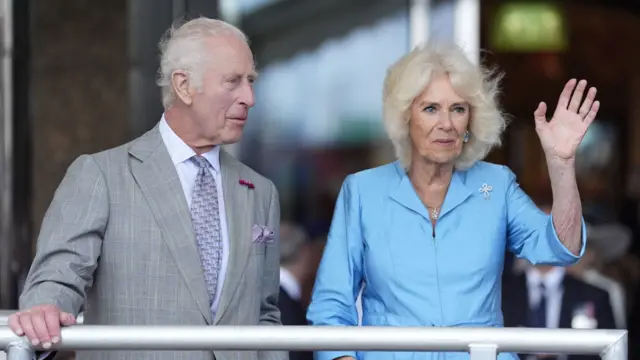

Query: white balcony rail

[0,325,628,360]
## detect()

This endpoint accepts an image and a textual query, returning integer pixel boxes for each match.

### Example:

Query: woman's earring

[463,131,470,143]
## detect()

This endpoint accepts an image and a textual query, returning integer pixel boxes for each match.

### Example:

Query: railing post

[5,340,33,360]
[600,332,627,360]
[469,344,498,360]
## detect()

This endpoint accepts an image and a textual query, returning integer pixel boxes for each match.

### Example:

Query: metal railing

[0,325,628,360]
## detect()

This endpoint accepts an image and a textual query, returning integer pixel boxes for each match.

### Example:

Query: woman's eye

[423,106,436,113]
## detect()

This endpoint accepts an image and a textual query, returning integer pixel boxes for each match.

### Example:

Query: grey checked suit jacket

[20,124,287,360]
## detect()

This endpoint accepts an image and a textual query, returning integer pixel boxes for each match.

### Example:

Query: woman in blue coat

[306,42,600,360]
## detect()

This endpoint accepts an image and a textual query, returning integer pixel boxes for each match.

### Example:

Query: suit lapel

[214,150,253,323]
[559,276,576,328]
[129,125,213,324]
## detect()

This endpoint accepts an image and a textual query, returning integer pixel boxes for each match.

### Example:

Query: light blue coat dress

[306,161,586,360]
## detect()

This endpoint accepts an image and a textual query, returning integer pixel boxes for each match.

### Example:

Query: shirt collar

[159,114,221,172]
[525,266,566,290]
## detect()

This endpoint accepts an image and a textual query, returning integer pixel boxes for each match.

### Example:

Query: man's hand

[8,305,76,348]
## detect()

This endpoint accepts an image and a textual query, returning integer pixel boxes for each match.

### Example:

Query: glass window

[239,10,409,222]
[244,10,409,147]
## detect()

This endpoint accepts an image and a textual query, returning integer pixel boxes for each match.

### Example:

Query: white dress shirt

[279,267,302,302]
[524,267,567,360]
[525,267,566,329]
[159,116,230,317]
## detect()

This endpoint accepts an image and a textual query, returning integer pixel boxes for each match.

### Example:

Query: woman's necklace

[427,203,443,221]
[430,206,440,220]
[407,169,446,222]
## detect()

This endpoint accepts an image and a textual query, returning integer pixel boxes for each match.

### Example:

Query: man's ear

[172,70,193,105]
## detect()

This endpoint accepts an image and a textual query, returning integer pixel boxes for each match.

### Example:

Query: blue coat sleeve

[307,175,364,360]
[504,166,586,265]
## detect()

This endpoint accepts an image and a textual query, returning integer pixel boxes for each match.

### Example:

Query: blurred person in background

[299,226,330,307]
[616,167,640,336]
[567,221,630,329]
[620,167,640,255]
[307,42,599,360]
[9,17,286,360]
[278,222,316,360]
[571,215,640,357]
[586,211,640,313]
[502,203,617,360]
[502,258,616,360]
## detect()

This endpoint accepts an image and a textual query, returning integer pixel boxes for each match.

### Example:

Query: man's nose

[240,83,255,108]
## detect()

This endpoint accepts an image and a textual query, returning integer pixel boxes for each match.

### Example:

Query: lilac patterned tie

[190,156,223,304]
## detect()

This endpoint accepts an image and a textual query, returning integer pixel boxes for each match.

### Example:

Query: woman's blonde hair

[383,42,508,170]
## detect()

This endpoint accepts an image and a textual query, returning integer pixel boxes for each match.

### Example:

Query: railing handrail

[0,325,628,360]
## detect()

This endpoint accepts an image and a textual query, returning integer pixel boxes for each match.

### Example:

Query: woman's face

[408,73,470,166]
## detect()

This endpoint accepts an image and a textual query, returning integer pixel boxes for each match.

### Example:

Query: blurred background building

[1,0,640,358]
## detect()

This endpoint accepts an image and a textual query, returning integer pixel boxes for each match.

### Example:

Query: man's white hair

[383,42,508,170]
[157,17,248,109]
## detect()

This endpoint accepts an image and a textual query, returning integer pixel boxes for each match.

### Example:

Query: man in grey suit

[8,17,286,360]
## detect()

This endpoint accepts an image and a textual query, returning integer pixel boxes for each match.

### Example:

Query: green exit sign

[491,2,568,52]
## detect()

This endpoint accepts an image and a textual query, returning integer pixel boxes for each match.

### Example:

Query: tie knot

[192,156,209,169]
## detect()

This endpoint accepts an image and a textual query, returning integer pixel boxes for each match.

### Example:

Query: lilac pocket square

[252,225,275,244]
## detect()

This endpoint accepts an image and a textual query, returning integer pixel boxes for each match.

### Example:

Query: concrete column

[0,0,17,308]
[29,0,129,301]
[128,0,174,137]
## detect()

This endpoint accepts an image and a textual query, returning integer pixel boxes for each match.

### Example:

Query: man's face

[185,34,257,146]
